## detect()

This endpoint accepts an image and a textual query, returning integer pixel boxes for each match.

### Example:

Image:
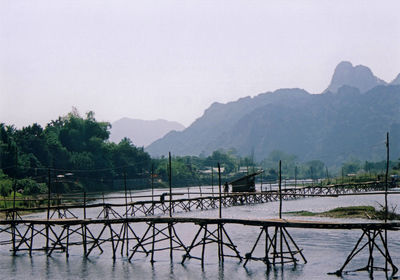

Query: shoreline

[285,205,400,220]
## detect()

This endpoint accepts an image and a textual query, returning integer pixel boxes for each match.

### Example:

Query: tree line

[0,110,151,195]
[1,110,399,196]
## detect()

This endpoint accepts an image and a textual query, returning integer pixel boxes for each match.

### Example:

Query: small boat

[229,170,263,192]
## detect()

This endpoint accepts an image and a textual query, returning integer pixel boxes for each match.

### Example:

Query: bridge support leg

[13,223,34,255]
[181,223,241,265]
[244,226,306,267]
[129,222,186,263]
[81,224,87,256]
[332,228,398,277]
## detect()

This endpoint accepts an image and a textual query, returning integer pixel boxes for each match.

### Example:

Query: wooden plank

[1,216,399,231]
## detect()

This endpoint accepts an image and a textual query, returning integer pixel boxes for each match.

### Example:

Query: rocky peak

[324,61,386,93]
[390,73,400,85]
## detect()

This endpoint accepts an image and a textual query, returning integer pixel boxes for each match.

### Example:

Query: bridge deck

[2,216,399,230]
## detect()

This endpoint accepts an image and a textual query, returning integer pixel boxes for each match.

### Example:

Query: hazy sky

[1,0,400,128]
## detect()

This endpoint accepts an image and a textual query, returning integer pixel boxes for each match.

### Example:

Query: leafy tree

[204,149,237,173]
[342,159,361,175]
[305,160,325,179]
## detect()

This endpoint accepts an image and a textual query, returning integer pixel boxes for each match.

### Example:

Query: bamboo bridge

[0,216,398,277]
[0,181,392,220]
[0,180,399,277]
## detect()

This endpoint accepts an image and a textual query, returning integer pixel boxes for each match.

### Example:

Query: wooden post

[151,164,154,215]
[123,170,128,255]
[82,191,87,256]
[12,147,17,221]
[341,167,344,184]
[124,171,128,216]
[326,166,329,185]
[211,165,214,195]
[218,163,222,219]
[295,166,297,189]
[202,224,207,266]
[219,222,224,262]
[169,152,172,218]
[46,168,51,252]
[102,192,106,218]
[47,168,51,218]
[83,191,87,219]
[385,132,389,222]
[168,152,173,260]
[385,132,389,273]
[310,166,314,186]
[56,194,61,218]
[279,160,282,219]
[11,147,17,254]
[151,222,155,263]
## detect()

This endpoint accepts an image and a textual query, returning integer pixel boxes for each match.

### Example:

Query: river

[1,185,399,280]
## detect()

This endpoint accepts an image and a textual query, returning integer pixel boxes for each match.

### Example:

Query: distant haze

[109,118,185,147]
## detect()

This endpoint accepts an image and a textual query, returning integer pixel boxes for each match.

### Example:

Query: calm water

[1,186,399,280]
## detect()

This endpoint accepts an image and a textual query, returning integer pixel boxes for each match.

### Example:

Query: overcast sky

[1,0,400,128]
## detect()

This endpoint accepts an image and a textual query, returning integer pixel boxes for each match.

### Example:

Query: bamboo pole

[82,191,87,255]
[218,163,222,219]
[279,161,282,219]
[124,171,128,216]
[45,168,51,252]
[385,132,389,274]
[12,147,17,221]
[11,147,17,254]
[168,152,173,260]
[169,152,172,218]
[211,165,214,195]
[151,164,154,215]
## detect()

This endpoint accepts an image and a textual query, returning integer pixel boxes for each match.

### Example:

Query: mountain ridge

[146,62,400,166]
[109,118,185,147]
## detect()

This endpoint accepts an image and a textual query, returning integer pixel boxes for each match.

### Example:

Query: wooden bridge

[0,180,398,277]
[0,181,392,220]
[0,216,398,277]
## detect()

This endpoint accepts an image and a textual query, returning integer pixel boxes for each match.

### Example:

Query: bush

[16,178,47,195]
[0,178,12,197]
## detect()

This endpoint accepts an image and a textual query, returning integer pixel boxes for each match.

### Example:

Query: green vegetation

[286,206,400,220]
[0,110,267,194]
[1,110,399,198]
[0,110,151,194]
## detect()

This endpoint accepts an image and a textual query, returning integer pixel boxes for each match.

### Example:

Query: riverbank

[286,205,400,220]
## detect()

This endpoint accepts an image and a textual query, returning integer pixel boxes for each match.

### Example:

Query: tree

[305,160,325,179]
[342,159,361,175]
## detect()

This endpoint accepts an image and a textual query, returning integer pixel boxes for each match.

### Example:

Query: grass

[286,205,400,220]
[0,192,60,219]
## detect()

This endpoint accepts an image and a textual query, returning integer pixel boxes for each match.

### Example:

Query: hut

[229,170,263,192]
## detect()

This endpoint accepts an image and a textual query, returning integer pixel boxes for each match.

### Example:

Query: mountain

[324,61,387,93]
[146,62,400,166]
[109,118,185,147]
[391,73,400,85]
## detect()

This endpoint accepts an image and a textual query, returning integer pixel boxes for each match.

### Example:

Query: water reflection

[1,188,399,279]
[3,250,397,280]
